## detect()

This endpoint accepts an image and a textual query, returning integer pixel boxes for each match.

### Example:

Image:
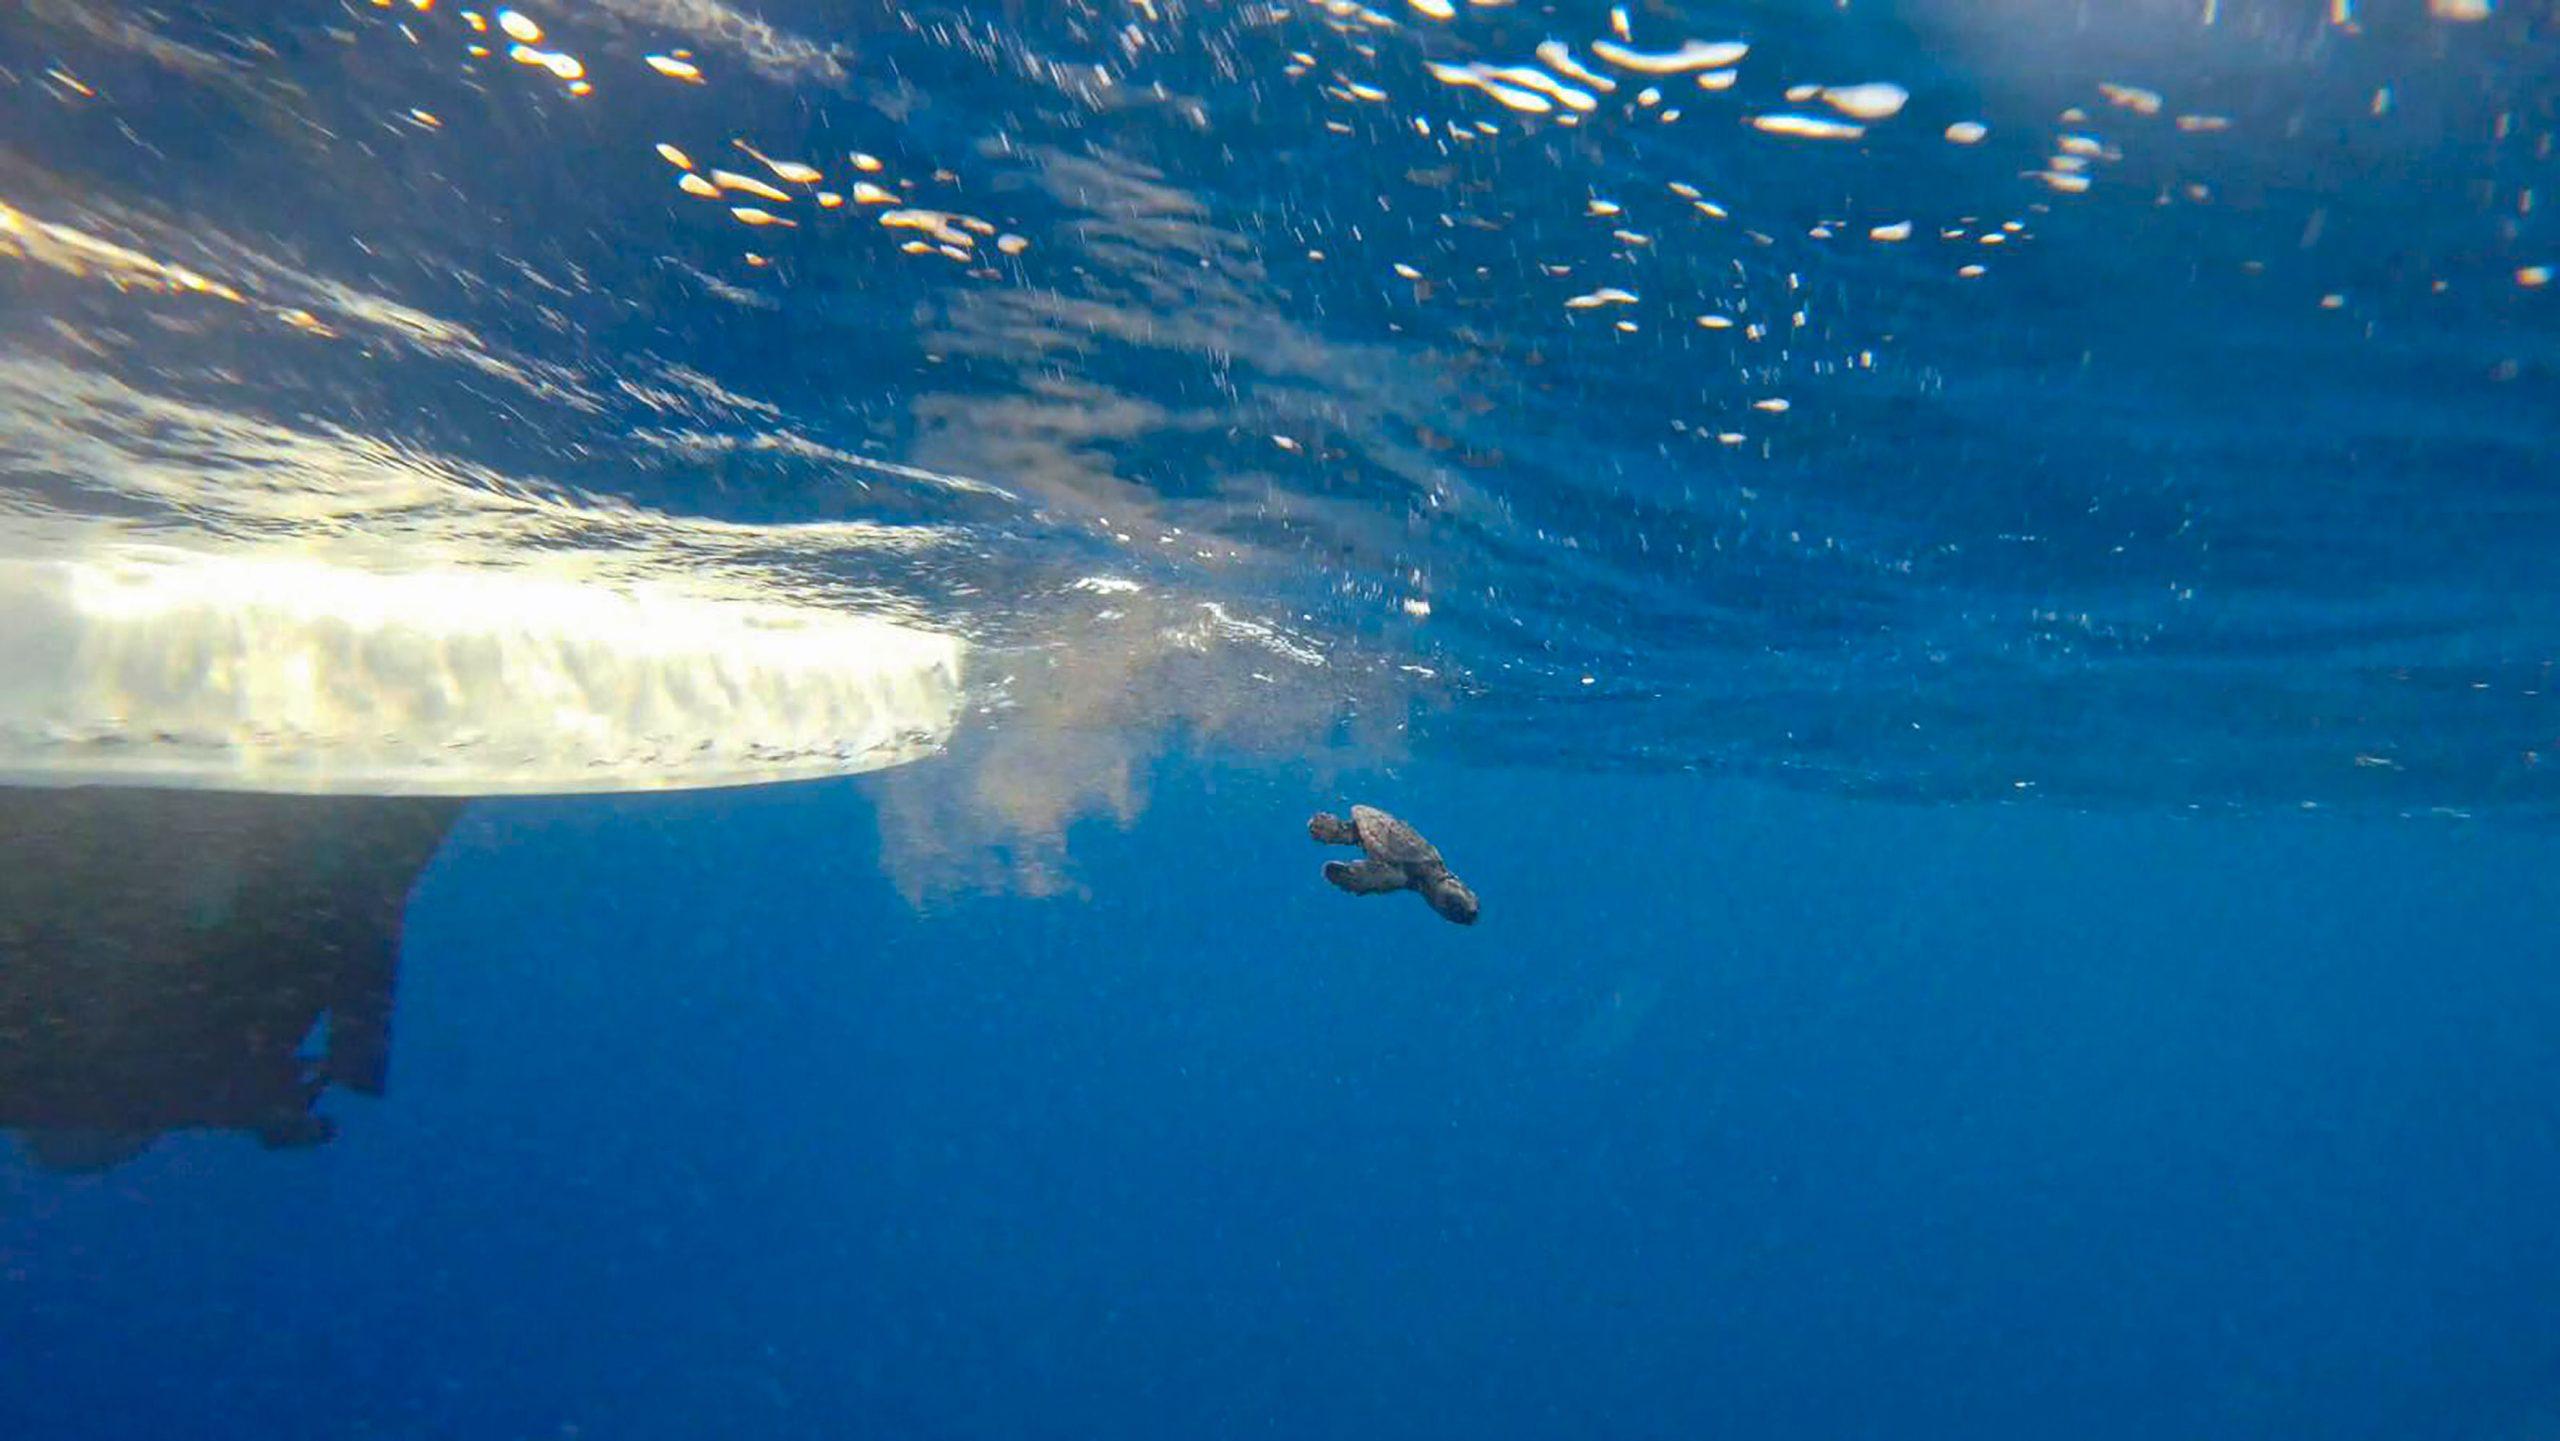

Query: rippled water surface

[3,0,2555,822]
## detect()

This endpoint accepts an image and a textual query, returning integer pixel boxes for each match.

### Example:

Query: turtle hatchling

[1307,804,1479,925]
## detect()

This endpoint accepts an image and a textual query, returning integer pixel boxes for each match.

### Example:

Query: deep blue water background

[8,769,2559,1440]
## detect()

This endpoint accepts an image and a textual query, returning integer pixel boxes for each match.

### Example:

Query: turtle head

[1425,874,1479,926]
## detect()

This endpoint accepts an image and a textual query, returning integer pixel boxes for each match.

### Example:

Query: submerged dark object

[0,785,460,1171]
[1307,804,1479,925]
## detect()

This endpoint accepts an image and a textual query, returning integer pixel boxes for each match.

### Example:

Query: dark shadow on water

[0,784,459,1171]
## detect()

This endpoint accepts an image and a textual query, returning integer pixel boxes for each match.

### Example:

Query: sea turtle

[1307,804,1479,925]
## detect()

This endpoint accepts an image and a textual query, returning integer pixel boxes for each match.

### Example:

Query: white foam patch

[0,545,963,795]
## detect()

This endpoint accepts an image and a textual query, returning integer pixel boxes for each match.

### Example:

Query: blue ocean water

[2,0,2557,1436]
[8,771,2560,1438]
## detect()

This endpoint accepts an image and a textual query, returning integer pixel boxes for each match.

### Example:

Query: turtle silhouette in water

[1307,805,1479,925]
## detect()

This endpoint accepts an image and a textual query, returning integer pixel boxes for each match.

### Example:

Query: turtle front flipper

[1308,811,1361,846]
[1323,858,1409,895]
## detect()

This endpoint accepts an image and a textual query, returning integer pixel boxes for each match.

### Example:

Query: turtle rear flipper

[1324,858,1409,895]
[1308,812,1361,846]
